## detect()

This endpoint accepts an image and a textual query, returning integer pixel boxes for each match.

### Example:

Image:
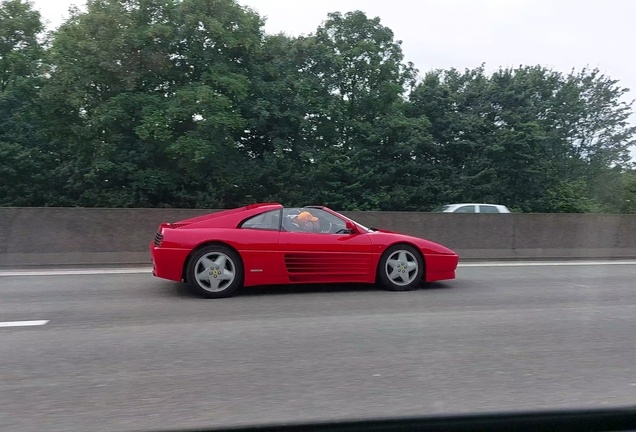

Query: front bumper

[425,253,459,282]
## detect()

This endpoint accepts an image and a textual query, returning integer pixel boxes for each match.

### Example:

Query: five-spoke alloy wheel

[186,245,244,298]
[377,244,424,291]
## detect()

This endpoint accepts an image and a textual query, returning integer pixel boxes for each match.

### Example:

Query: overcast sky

[30,0,636,155]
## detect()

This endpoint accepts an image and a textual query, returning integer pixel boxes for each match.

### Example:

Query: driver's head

[294,211,319,231]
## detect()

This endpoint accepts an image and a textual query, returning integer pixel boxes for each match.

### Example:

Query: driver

[292,211,320,232]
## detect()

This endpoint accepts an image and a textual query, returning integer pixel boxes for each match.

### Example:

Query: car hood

[368,229,457,255]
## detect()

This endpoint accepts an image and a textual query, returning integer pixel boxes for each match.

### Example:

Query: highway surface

[1,262,636,432]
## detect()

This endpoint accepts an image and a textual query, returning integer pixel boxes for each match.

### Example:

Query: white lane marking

[458,260,636,267]
[0,320,49,328]
[1,260,636,278]
[0,268,152,277]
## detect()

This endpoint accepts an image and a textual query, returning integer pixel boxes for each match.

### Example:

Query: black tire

[377,244,424,291]
[185,245,244,299]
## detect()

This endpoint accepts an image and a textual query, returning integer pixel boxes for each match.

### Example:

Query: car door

[278,208,373,283]
[236,209,284,282]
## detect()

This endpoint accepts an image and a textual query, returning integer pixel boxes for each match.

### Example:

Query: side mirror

[336,221,358,235]
[345,221,357,234]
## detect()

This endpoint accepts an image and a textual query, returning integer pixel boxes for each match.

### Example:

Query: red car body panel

[150,203,459,288]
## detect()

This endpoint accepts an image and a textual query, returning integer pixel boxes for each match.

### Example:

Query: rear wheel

[377,244,424,291]
[186,245,243,298]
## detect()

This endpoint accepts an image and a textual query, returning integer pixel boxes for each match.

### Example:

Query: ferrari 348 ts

[150,203,459,298]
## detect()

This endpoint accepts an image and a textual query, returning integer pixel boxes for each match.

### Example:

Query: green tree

[409,65,636,212]
[540,178,600,213]
[43,0,264,207]
[2,2,634,212]
[0,0,58,206]
[621,169,636,214]
[0,0,43,90]
[409,67,501,206]
[241,11,439,210]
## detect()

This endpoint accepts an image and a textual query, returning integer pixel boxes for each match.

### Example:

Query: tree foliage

[1,0,635,212]
[0,0,59,206]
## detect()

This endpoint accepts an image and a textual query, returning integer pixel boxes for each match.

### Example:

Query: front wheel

[377,245,424,291]
[186,245,243,298]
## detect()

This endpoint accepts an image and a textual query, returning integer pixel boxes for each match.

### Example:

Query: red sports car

[150,203,459,298]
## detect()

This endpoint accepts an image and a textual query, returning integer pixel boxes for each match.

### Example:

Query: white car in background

[432,203,511,213]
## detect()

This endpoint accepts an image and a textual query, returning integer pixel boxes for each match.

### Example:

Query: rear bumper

[150,242,190,282]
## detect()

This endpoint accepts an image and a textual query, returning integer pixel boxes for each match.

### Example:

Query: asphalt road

[1,263,636,432]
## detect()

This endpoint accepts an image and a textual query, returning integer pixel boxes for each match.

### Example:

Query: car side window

[454,205,476,213]
[311,209,349,234]
[480,205,499,213]
[240,210,281,231]
[282,208,348,234]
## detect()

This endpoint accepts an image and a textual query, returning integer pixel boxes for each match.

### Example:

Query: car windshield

[432,205,452,212]
[352,220,372,232]
[332,211,373,232]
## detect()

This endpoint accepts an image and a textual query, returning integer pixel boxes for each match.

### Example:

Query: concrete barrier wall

[341,211,636,260]
[1,207,636,267]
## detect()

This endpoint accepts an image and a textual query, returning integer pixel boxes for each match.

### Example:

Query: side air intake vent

[154,232,164,247]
